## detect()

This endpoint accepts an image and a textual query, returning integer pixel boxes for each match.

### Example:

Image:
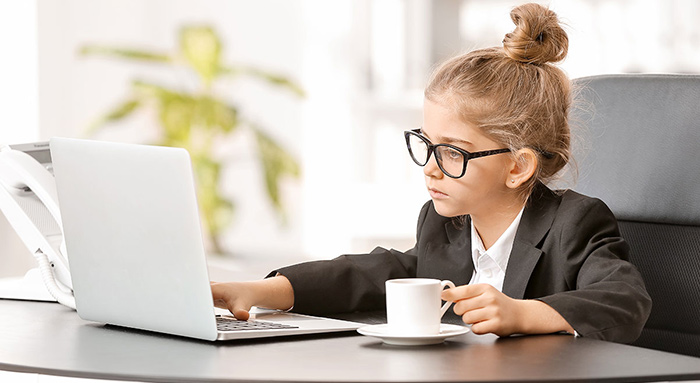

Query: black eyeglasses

[404,128,511,178]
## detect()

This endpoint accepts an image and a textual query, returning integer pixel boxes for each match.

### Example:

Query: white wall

[0,0,42,277]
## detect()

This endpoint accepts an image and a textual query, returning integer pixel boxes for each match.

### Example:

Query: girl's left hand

[442,283,525,336]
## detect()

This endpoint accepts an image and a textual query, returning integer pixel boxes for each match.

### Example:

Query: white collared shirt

[468,208,525,292]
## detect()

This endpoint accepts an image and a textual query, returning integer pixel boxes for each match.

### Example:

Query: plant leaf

[87,98,141,134]
[191,154,234,237]
[159,94,196,146]
[180,26,221,86]
[251,125,301,220]
[193,96,239,134]
[80,45,172,63]
[221,65,305,98]
[132,80,178,99]
[128,80,197,146]
[82,25,303,253]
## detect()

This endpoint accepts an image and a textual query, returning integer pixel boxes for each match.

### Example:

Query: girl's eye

[444,147,463,161]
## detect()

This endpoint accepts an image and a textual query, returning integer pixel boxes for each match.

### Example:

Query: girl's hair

[425,3,572,201]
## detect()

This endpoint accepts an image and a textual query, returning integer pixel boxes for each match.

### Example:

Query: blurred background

[2,0,699,277]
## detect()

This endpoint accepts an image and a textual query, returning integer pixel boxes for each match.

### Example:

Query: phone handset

[0,144,75,309]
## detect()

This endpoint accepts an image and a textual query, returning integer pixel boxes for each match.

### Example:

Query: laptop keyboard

[216,316,299,332]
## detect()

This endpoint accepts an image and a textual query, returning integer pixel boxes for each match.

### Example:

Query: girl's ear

[506,148,538,188]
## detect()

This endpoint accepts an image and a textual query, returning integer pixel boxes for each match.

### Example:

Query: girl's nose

[423,153,443,179]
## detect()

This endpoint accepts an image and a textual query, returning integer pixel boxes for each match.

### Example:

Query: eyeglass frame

[404,128,511,179]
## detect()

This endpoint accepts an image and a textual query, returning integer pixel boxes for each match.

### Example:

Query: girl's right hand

[211,281,256,320]
[210,275,295,321]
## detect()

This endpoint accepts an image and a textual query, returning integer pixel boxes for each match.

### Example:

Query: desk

[2,300,700,382]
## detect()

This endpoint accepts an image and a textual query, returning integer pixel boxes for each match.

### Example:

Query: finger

[231,308,250,321]
[441,285,468,301]
[221,298,251,320]
[470,319,496,335]
[470,315,512,336]
[441,283,489,302]
[459,306,492,325]
[452,293,491,315]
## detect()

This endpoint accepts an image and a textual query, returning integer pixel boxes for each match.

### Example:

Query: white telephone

[0,142,75,309]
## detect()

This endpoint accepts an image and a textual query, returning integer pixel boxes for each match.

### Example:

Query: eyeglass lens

[408,134,465,178]
[408,134,430,165]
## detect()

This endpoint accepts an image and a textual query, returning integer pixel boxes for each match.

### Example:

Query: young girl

[211,3,651,343]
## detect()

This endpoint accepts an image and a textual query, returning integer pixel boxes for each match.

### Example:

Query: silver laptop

[50,137,360,341]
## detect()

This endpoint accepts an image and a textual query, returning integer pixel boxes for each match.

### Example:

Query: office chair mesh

[619,221,700,357]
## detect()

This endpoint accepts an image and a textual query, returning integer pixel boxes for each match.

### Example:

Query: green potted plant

[80,25,302,254]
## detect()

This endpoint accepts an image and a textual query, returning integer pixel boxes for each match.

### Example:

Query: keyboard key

[216,316,299,332]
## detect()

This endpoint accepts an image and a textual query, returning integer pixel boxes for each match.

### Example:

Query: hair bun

[502,3,568,65]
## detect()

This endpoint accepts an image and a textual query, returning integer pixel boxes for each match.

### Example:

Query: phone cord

[34,251,77,310]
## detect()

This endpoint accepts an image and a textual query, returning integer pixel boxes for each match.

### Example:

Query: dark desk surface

[2,299,700,383]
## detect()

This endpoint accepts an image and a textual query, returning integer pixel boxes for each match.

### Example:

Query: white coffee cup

[385,278,456,336]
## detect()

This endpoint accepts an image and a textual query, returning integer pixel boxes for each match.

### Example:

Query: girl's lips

[428,187,448,199]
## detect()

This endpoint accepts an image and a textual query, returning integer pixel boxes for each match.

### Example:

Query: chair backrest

[571,74,700,356]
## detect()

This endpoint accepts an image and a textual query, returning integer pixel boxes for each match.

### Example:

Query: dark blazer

[275,184,652,343]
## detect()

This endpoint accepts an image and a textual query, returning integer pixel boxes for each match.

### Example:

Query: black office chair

[570,74,700,357]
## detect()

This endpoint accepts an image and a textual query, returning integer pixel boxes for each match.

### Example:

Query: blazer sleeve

[270,201,433,315]
[537,198,652,343]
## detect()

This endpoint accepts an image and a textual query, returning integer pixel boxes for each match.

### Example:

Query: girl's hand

[210,275,295,321]
[210,281,256,320]
[442,283,523,336]
[441,283,575,337]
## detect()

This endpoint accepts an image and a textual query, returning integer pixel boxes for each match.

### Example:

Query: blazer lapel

[502,243,543,299]
[502,185,561,299]
[419,218,474,286]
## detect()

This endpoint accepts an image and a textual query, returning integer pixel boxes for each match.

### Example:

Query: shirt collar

[470,208,525,272]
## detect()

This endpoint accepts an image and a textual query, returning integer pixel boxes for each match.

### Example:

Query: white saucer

[357,324,470,346]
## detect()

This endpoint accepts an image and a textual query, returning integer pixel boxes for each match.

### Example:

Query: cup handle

[440,280,456,317]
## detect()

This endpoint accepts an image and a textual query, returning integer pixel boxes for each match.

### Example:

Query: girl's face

[421,99,514,218]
